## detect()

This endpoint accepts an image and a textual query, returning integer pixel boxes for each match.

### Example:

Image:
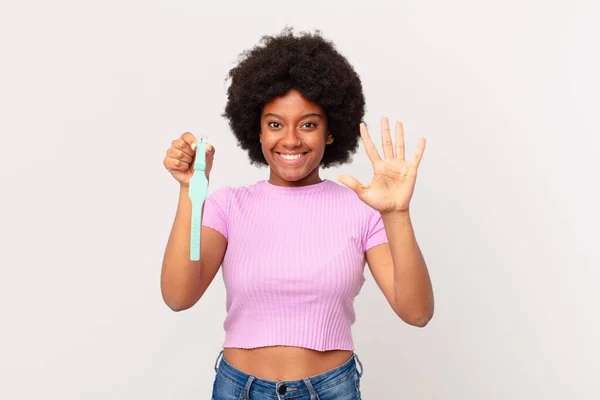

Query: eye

[268,121,281,129]
[303,122,317,129]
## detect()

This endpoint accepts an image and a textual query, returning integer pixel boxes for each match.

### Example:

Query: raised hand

[337,117,426,215]
[163,132,215,186]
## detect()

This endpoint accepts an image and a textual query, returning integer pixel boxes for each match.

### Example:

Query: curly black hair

[222,27,366,168]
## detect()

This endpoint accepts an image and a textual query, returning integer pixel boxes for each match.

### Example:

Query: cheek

[260,138,274,151]
[309,139,327,153]
[260,139,277,161]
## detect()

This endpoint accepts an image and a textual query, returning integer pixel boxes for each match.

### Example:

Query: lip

[274,152,309,166]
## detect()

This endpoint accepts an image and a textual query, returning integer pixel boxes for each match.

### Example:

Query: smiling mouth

[278,152,307,160]
[275,152,309,165]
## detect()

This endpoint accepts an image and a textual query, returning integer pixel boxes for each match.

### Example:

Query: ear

[259,131,262,143]
[326,133,334,145]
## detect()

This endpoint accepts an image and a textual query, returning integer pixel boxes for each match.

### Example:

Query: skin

[161,89,434,381]
[259,89,333,187]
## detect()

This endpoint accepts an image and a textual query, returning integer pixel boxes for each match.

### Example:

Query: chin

[266,150,323,185]
[278,169,309,182]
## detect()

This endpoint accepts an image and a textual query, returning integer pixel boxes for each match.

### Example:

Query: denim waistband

[213,349,363,398]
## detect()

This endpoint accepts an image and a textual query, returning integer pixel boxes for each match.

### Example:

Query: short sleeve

[201,187,230,239]
[362,206,388,252]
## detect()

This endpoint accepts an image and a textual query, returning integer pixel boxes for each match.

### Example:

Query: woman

[161,28,434,400]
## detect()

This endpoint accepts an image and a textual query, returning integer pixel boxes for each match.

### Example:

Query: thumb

[337,175,363,194]
[204,143,215,169]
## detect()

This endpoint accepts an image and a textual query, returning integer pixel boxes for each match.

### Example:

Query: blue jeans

[211,350,364,399]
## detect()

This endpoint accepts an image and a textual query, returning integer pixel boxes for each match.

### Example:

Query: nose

[281,128,301,148]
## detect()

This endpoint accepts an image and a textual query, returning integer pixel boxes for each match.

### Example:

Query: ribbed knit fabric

[201,179,388,351]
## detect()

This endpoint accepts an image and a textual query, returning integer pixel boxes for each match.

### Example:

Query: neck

[268,168,322,187]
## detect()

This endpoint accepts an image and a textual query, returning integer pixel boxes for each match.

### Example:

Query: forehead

[262,89,324,116]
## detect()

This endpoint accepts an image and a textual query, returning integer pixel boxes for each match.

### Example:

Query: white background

[1,0,598,398]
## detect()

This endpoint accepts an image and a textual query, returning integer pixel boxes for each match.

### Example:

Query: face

[260,89,333,187]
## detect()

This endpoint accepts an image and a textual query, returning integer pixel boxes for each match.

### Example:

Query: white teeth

[280,153,303,160]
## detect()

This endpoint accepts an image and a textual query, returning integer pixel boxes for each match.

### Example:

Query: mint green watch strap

[189,136,209,261]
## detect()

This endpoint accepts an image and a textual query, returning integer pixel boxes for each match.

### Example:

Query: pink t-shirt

[202,179,388,351]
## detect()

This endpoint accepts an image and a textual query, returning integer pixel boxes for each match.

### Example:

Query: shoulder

[324,179,356,198]
[324,180,376,214]
[206,181,265,206]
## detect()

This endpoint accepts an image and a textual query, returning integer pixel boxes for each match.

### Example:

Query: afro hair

[222,27,366,168]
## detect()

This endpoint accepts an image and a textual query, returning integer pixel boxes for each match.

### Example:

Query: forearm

[160,185,203,311]
[381,211,434,326]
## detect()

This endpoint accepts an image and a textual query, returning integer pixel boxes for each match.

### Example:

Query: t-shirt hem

[365,237,389,251]
[201,222,227,240]
[222,338,354,352]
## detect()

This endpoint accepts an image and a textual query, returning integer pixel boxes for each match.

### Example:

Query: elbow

[165,302,190,312]
[160,280,199,312]
[161,293,195,312]
[164,299,196,312]
[395,305,434,328]
[409,314,433,327]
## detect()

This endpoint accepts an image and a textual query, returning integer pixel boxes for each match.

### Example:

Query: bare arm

[339,118,433,327]
[161,184,227,311]
[161,130,225,311]
[366,212,433,327]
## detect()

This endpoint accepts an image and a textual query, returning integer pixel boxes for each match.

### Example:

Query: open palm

[338,118,426,214]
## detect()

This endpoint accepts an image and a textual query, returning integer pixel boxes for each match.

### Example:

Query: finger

[381,117,394,160]
[166,147,193,164]
[172,138,194,158]
[337,175,364,195]
[395,121,405,161]
[164,157,190,172]
[360,123,381,164]
[181,131,197,148]
[412,136,426,168]
[205,143,216,159]
[203,144,216,170]
[177,132,197,156]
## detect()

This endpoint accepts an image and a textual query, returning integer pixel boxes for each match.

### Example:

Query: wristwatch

[188,136,209,261]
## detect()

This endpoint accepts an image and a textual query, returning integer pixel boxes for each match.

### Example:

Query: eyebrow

[263,112,323,120]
